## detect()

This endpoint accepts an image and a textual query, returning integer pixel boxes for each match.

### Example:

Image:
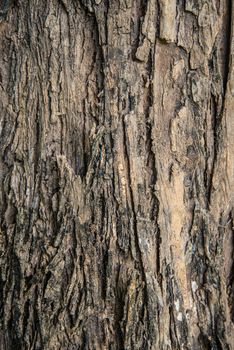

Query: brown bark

[0,0,234,349]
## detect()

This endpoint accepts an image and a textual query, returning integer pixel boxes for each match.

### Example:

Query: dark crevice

[58,0,69,14]
[155,0,161,38]
[130,0,148,60]
[221,0,232,98]
[227,212,234,323]
[82,107,89,179]
[79,8,105,180]
[100,192,108,299]
[68,290,83,328]
[121,116,151,341]
[79,0,94,14]
[104,0,109,47]
[34,99,41,177]
[207,93,218,206]
[101,248,108,300]
[80,330,87,350]
[145,49,161,278]
[22,299,30,339]
[115,281,125,350]
[32,291,43,348]
[42,271,52,296]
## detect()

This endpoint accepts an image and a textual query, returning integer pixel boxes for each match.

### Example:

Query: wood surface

[0,1,233,349]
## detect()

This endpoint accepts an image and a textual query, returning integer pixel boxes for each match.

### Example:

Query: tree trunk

[0,0,233,349]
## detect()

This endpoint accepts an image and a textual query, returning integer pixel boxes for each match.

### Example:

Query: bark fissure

[0,0,234,349]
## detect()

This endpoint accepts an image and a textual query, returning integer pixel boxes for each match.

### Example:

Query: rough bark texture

[0,0,234,349]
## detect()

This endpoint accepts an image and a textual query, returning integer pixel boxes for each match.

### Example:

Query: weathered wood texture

[0,0,234,349]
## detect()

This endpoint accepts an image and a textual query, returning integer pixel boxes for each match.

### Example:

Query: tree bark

[0,0,234,349]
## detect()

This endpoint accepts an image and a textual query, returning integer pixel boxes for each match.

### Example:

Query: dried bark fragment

[0,1,234,349]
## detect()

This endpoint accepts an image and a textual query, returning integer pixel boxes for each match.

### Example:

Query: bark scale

[0,0,233,349]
